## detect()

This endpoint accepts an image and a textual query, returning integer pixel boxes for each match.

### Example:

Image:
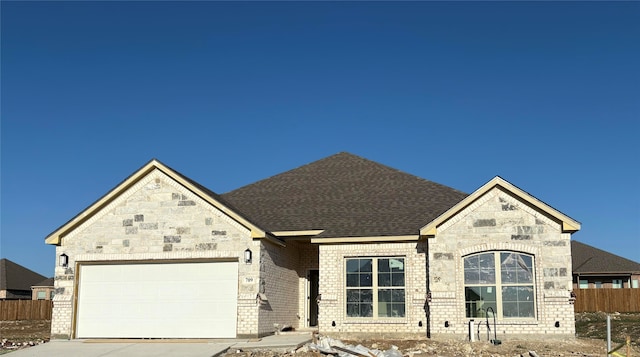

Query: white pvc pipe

[469,320,475,342]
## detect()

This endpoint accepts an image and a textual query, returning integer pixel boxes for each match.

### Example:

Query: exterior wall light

[59,253,68,268]
[244,249,252,264]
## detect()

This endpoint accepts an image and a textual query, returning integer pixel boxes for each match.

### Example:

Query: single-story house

[46,152,580,340]
[0,258,47,300]
[32,277,55,300]
[571,240,640,289]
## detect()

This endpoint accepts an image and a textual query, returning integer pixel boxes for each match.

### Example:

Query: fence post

[607,314,611,355]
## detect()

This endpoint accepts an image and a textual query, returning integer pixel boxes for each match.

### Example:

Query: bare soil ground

[575,312,640,344]
[0,320,51,342]
[1,314,639,356]
[0,320,50,354]
[230,337,638,357]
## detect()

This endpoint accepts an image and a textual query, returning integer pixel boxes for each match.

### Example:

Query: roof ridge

[221,152,469,237]
[224,151,466,196]
[221,152,353,195]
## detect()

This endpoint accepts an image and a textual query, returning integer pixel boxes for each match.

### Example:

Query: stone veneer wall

[318,242,429,339]
[428,187,575,339]
[257,240,301,336]
[51,169,261,339]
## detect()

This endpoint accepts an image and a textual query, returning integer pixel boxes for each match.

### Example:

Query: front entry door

[308,270,319,327]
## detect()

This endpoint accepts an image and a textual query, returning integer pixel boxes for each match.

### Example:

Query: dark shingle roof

[571,240,640,274]
[221,152,468,238]
[0,259,47,291]
[32,277,54,287]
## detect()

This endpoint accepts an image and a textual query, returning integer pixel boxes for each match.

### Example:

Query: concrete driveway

[4,333,312,357]
[4,340,233,357]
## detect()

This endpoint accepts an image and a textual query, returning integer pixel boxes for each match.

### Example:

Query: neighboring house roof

[420,176,581,236]
[572,240,640,275]
[0,258,47,292]
[221,152,468,238]
[32,277,54,288]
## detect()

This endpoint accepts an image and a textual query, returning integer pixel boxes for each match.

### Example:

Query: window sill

[344,318,408,325]
[468,318,538,325]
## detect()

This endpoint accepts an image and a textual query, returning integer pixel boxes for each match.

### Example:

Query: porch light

[59,253,68,268]
[244,249,252,264]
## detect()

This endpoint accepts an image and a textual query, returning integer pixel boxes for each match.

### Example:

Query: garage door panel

[76,261,238,338]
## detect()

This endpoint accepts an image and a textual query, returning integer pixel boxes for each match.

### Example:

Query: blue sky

[1,1,638,277]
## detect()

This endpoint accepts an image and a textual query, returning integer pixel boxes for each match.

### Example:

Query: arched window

[464,251,535,319]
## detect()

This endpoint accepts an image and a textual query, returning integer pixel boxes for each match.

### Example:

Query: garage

[75,261,238,339]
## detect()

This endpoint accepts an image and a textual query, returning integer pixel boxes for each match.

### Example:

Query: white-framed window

[464,251,536,319]
[36,291,46,300]
[345,257,405,318]
[612,279,623,289]
[579,279,589,289]
[632,280,639,289]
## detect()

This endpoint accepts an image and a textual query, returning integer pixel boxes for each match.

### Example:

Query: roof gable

[420,176,581,236]
[0,259,47,291]
[221,152,468,238]
[45,159,270,245]
[572,240,640,274]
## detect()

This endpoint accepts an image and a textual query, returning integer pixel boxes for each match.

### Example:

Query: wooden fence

[0,300,53,320]
[574,288,640,313]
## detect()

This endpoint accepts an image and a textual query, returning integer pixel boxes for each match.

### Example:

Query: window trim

[345,256,406,320]
[463,251,537,320]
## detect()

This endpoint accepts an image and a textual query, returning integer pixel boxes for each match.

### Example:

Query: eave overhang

[272,230,325,238]
[45,159,271,246]
[420,176,581,238]
[574,271,640,276]
[311,235,419,244]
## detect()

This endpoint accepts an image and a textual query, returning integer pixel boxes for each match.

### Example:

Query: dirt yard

[1,314,639,356]
[0,320,51,354]
[227,335,639,357]
[0,320,51,342]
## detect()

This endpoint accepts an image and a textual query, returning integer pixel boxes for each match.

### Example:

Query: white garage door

[76,261,238,338]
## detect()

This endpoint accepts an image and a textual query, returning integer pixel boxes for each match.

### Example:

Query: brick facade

[257,240,301,336]
[31,286,54,300]
[318,242,429,339]
[295,243,319,328]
